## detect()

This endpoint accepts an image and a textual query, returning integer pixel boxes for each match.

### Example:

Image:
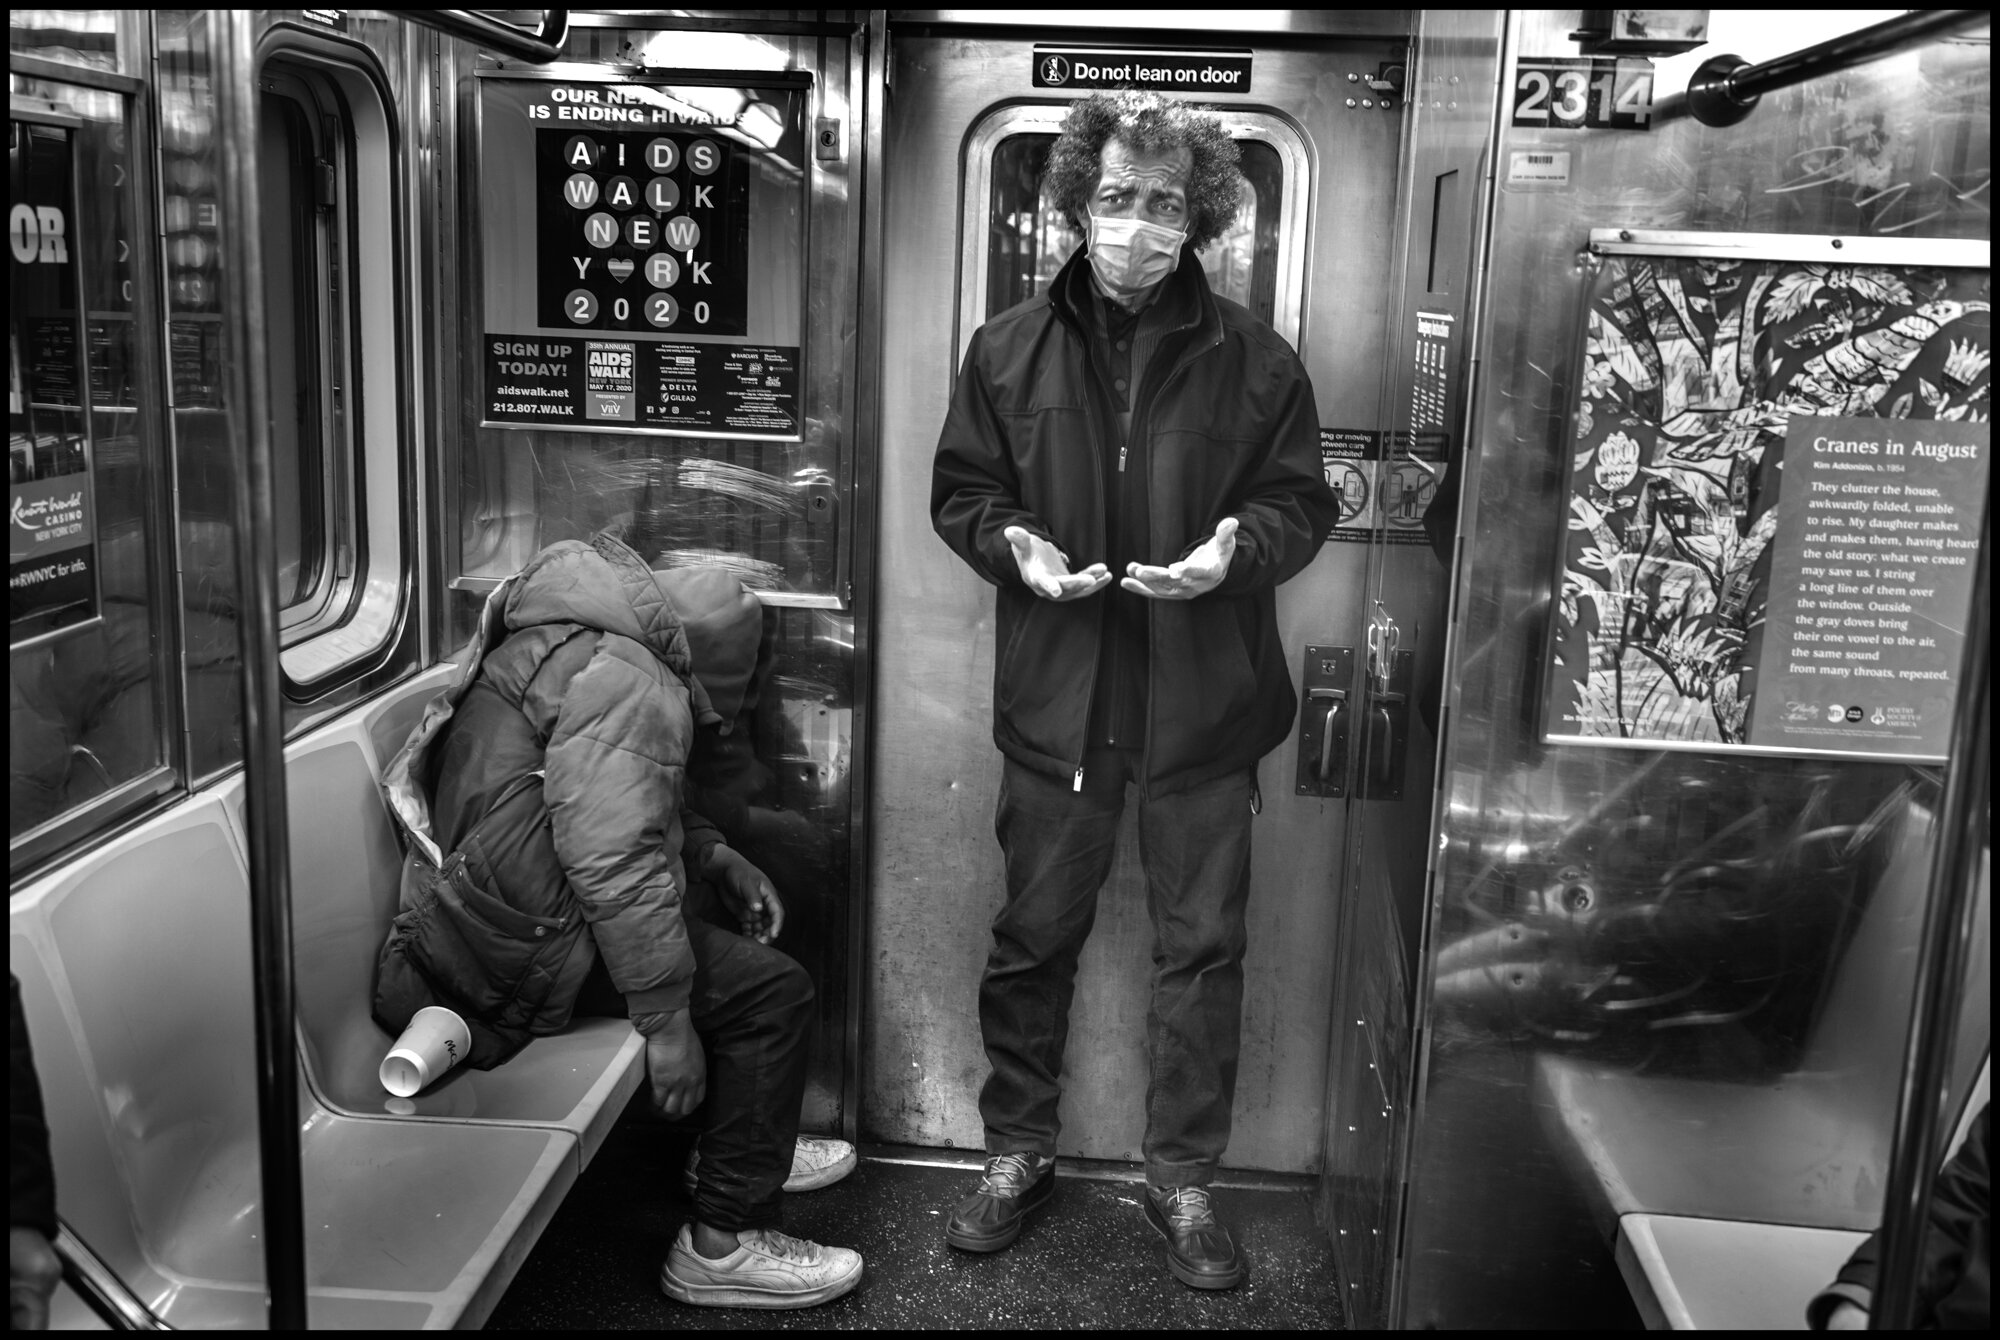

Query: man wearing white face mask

[931,91,1337,1290]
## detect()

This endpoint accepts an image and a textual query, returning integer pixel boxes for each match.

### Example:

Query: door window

[985,133,1285,326]
[10,80,180,864]
[959,104,1310,365]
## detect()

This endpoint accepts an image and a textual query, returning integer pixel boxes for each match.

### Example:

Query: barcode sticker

[1505,149,1572,188]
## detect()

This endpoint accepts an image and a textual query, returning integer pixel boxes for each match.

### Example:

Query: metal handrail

[1686,9,1988,126]
[1871,491,1992,1331]
[54,1223,169,1330]
[389,8,569,63]
[214,9,307,1329]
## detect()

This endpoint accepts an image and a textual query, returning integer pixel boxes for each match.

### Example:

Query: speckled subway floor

[488,1112,1346,1329]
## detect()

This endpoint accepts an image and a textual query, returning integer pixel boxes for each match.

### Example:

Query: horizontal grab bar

[390,8,570,64]
[1687,10,1987,127]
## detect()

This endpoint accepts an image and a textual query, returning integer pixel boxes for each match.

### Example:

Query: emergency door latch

[1296,645,1354,798]
[1359,607,1414,802]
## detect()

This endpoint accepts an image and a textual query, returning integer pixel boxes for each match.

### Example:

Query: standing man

[930,91,1337,1290]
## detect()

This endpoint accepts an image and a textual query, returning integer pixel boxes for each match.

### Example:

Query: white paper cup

[379,1005,471,1097]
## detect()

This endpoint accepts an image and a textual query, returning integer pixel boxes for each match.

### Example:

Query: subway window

[259,61,350,628]
[9,83,181,869]
[985,134,1285,326]
[251,43,408,696]
[959,106,1309,369]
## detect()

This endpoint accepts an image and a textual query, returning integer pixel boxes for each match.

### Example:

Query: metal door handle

[1310,687,1347,783]
[1369,705,1395,786]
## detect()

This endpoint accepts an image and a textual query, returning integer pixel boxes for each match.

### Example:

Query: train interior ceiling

[6,6,1991,1331]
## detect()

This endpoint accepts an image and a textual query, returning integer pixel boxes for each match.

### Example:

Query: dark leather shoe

[945,1153,1056,1252]
[1145,1185,1243,1289]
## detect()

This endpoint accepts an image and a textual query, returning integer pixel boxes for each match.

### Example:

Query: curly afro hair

[1043,91,1242,252]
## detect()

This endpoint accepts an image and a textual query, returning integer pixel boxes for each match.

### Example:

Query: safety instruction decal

[1321,428,1446,546]
[1032,45,1252,95]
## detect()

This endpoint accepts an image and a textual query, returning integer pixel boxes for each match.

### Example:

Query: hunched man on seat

[375,533,860,1310]
[930,90,1338,1289]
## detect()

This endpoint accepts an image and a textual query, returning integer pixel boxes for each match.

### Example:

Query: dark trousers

[579,890,813,1232]
[979,749,1254,1188]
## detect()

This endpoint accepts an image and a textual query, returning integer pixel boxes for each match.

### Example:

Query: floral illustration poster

[1543,253,1989,756]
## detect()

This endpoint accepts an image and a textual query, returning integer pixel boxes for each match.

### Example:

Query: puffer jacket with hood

[375,533,726,1068]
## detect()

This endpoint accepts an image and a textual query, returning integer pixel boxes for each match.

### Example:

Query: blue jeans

[978,749,1254,1188]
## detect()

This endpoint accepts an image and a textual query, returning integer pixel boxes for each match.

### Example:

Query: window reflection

[7,9,119,74]
[986,134,1284,324]
[8,79,173,846]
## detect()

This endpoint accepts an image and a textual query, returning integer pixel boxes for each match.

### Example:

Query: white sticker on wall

[1505,149,1572,189]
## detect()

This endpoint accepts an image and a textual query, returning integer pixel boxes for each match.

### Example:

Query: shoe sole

[785,1145,859,1193]
[659,1257,863,1310]
[944,1174,1056,1253]
[1145,1201,1244,1291]
[682,1145,860,1198]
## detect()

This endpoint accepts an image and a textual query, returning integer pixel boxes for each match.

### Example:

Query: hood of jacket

[384,532,716,867]
[506,533,698,682]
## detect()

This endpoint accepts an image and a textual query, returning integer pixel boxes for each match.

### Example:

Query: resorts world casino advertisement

[1541,256,1989,762]
[476,78,806,439]
[10,116,102,644]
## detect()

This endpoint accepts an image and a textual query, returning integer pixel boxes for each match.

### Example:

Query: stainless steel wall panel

[1317,19,1508,1321]
[866,31,1404,1171]
[1393,10,1992,1328]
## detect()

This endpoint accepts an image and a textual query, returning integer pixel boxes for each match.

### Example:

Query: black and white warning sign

[1031,45,1252,94]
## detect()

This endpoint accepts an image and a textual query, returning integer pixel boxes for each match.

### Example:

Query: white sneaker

[659,1224,864,1309]
[683,1135,859,1195]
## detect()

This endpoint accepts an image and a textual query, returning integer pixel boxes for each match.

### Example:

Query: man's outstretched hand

[1005,525,1110,602]
[1123,516,1239,600]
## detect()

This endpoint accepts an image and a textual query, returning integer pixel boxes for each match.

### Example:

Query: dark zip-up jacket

[375,533,722,1068]
[932,244,1337,795]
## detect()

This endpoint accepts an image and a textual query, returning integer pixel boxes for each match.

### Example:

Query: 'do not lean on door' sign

[1032,46,1253,95]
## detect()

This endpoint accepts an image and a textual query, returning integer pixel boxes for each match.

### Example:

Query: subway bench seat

[234,667,647,1165]
[1531,802,1990,1329]
[7,667,647,1328]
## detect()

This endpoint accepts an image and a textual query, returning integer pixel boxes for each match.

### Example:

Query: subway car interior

[7,7,1991,1330]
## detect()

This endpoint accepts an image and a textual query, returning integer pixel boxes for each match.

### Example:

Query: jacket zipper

[1074,325,1114,792]
[1129,323,1224,795]
[1058,284,1220,792]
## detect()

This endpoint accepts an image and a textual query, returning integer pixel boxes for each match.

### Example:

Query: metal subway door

[439,17,871,1136]
[867,20,1407,1171]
